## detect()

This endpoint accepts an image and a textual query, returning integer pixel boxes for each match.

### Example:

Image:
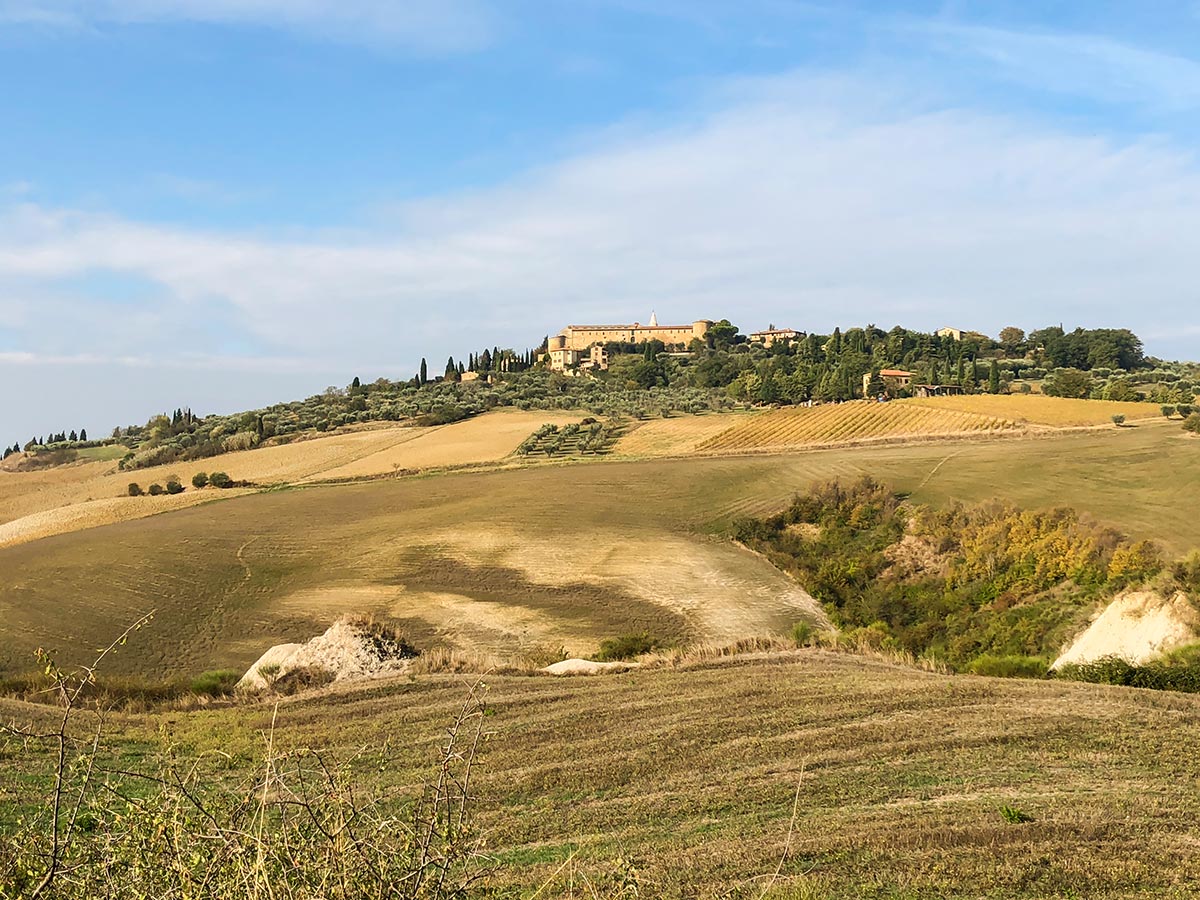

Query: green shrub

[208,471,233,488]
[191,471,209,489]
[1162,405,1177,418]
[127,482,143,497]
[968,654,1048,679]
[165,477,184,495]
[596,632,659,661]
[147,483,165,496]
[1111,414,1125,426]
[1184,413,1200,434]
[189,669,240,697]
[790,621,814,646]
[999,804,1034,824]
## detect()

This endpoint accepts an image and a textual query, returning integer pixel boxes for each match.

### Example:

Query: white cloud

[914,22,1200,110]
[0,0,494,52]
[3,71,1200,387]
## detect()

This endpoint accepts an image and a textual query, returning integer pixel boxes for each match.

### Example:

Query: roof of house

[879,369,915,377]
[565,324,697,331]
[750,328,800,336]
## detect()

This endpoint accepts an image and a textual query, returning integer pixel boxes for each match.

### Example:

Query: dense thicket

[733,477,1175,671]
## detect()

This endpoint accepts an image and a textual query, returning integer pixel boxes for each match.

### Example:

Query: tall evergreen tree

[79,428,87,442]
[419,358,428,385]
[988,360,1001,394]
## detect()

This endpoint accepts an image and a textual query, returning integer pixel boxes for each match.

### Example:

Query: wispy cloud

[914,21,1200,110]
[0,0,495,52]
[3,72,1200,382]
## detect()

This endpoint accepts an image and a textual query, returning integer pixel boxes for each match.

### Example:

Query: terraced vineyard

[698,400,1020,452]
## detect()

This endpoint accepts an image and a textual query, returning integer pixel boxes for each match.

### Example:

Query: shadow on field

[390,552,692,647]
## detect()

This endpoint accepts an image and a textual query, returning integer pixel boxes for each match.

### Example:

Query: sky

[3,1,1200,441]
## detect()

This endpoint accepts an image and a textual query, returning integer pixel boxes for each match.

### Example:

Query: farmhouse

[750,327,804,348]
[547,313,712,372]
[863,369,916,399]
[936,327,964,341]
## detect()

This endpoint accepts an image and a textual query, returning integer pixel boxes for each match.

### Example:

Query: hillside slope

[8,652,1200,897]
[3,422,1200,679]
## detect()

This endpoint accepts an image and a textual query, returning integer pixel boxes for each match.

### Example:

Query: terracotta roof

[879,369,915,377]
[565,324,696,331]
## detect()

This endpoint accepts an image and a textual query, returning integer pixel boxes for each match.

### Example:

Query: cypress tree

[79,428,87,442]
[989,360,1001,394]
[419,358,428,385]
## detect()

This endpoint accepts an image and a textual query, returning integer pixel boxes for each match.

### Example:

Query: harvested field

[901,393,1162,426]
[8,652,1200,896]
[0,411,580,548]
[0,489,252,549]
[4,421,1200,680]
[613,412,757,457]
[698,400,1020,452]
[312,410,582,480]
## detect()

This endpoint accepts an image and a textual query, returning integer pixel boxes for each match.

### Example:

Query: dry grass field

[7,651,1200,896]
[312,410,582,480]
[901,393,1162,426]
[697,400,1020,453]
[0,411,581,549]
[2,419,1199,682]
[612,411,761,457]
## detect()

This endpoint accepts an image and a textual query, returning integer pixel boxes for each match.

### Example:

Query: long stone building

[547,313,712,372]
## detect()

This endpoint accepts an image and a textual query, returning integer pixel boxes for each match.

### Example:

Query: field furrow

[697,401,1021,452]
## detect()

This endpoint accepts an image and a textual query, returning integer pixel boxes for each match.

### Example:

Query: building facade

[546,314,712,372]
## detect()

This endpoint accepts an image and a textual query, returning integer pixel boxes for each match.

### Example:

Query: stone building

[546,313,712,372]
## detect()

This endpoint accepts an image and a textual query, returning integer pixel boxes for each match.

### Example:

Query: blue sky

[3,1,1200,440]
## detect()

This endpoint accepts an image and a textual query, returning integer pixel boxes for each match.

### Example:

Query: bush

[165,477,184,495]
[1162,405,1177,418]
[596,632,659,661]
[790,621,814,646]
[189,669,240,697]
[191,472,209,489]
[1184,413,1200,435]
[1111,414,1126,426]
[208,471,233,488]
[127,483,143,497]
[147,483,165,496]
[968,654,1048,679]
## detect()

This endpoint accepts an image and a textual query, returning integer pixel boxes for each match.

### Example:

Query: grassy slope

[8,652,1200,897]
[0,411,582,547]
[1,420,1197,680]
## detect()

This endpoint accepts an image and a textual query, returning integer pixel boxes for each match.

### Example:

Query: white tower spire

[649,310,658,327]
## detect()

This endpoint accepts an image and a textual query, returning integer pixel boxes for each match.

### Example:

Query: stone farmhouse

[863,369,916,398]
[546,313,713,372]
[749,327,804,348]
